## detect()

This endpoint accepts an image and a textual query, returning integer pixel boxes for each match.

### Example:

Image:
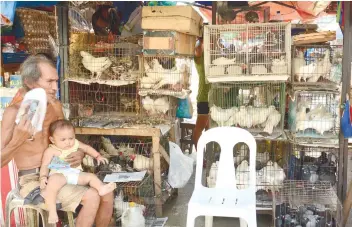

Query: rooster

[80,51,112,80]
[92,5,121,41]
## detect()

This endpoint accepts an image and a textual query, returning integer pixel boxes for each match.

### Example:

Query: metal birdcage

[291,44,342,89]
[139,55,192,97]
[208,82,286,137]
[205,140,289,209]
[275,180,342,227]
[204,22,291,83]
[285,143,338,187]
[288,90,340,139]
[65,34,142,124]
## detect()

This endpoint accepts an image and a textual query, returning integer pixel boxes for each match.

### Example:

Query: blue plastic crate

[2,52,29,64]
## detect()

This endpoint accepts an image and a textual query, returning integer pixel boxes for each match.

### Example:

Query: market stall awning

[198,1,333,23]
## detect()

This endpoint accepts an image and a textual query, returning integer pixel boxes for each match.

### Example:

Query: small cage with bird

[204,22,291,82]
[288,90,340,139]
[65,34,142,125]
[139,55,192,97]
[208,82,286,137]
[292,44,342,88]
[140,95,178,124]
[205,140,289,209]
[275,180,342,227]
[286,143,338,187]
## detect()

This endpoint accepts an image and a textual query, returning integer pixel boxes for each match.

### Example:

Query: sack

[168,141,194,188]
[176,96,193,119]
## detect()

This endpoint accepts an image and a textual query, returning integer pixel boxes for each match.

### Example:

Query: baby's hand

[96,155,108,165]
[40,177,48,190]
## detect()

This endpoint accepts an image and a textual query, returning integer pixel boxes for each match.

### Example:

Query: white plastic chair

[186,127,257,227]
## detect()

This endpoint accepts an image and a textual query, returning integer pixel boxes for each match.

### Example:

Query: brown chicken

[78,103,94,118]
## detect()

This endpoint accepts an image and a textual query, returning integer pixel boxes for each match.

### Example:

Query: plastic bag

[176,97,193,119]
[168,141,194,188]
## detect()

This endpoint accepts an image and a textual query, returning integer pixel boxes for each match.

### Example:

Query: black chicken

[92,5,121,37]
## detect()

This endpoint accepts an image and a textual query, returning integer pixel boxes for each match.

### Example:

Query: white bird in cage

[225,109,240,127]
[296,62,317,82]
[292,51,305,78]
[154,96,170,114]
[131,154,153,172]
[118,144,135,157]
[142,96,156,115]
[236,160,250,190]
[263,109,281,135]
[234,144,248,166]
[308,49,332,82]
[261,161,286,192]
[250,106,273,127]
[207,161,218,188]
[101,137,119,156]
[212,57,236,65]
[210,105,236,126]
[80,51,112,80]
[271,56,287,74]
[238,106,253,128]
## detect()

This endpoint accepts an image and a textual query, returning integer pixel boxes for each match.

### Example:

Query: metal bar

[212,1,216,25]
[339,1,352,203]
[57,2,69,104]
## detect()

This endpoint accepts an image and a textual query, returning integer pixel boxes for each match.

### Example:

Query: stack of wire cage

[203,22,291,215]
[66,33,142,127]
[140,30,193,124]
[76,134,172,226]
[279,41,343,226]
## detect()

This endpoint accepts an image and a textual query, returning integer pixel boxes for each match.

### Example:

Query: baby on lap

[40,119,116,224]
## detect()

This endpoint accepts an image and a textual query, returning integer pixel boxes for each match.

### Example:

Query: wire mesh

[275,180,342,227]
[204,140,289,209]
[204,22,291,80]
[140,95,177,123]
[75,134,171,226]
[139,55,192,96]
[66,34,142,123]
[208,82,286,136]
[285,143,338,187]
[288,90,340,138]
[292,44,342,87]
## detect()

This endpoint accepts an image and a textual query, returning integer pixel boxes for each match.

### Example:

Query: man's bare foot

[98,182,116,196]
[48,210,59,224]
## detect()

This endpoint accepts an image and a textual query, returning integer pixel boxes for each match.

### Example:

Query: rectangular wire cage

[285,143,338,187]
[204,22,291,82]
[204,140,289,209]
[208,82,286,136]
[276,180,342,227]
[66,34,142,124]
[291,44,342,88]
[140,94,178,124]
[76,134,171,226]
[139,55,192,97]
[288,90,340,139]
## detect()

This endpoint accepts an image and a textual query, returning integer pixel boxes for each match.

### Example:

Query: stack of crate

[140,5,202,122]
[203,22,292,210]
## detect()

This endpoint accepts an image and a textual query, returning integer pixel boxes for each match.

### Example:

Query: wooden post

[152,136,162,217]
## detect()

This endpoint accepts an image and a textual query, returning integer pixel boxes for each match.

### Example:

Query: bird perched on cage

[78,103,94,118]
[245,11,259,23]
[210,105,237,126]
[80,51,112,80]
[263,109,281,135]
[130,154,153,172]
[101,136,119,156]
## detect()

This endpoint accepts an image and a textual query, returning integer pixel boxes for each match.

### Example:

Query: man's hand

[65,148,85,168]
[40,177,48,190]
[10,113,35,147]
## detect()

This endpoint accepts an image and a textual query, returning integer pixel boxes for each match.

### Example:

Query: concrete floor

[162,167,272,227]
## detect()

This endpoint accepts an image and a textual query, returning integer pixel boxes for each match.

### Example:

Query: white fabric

[50,168,81,185]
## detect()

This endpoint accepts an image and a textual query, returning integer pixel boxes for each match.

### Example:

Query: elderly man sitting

[1,55,113,226]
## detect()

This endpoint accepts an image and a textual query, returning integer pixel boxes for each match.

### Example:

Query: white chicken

[142,96,156,115]
[207,161,218,188]
[260,161,286,192]
[235,160,250,189]
[296,62,317,82]
[210,105,237,126]
[101,137,119,156]
[263,109,281,135]
[154,96,170,114]
[212,57,236,65]
[131,154,153,171]
[308,49,332,82]
[238,106,253,128]
[292,51,305,79]
[251,106,273,127]
[80,51,112,80]
[140,76,160,89]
